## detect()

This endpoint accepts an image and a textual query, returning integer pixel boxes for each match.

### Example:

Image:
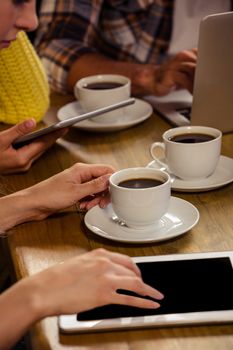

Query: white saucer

[84,197,199,243]
[147,155,233,192]
[57,98,152,132]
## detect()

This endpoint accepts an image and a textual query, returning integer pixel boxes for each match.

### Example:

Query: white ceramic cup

[74,74,131,123]
[150,126,222,181]
[110,167,171,229]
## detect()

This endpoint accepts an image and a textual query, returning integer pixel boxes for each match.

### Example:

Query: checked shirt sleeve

[35,0,100,93]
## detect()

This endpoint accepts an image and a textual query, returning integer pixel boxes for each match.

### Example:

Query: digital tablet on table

[13,98,135,147]
[59,250,233,333]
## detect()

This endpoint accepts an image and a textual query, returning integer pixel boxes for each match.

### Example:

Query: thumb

[78,174,110,200]
[1,119,36,146]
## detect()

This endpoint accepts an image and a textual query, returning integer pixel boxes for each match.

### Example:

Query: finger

[80,191,110,210]
[78,164,115,183]
[161,64,195,92]
[80,196,102,210]
[170,71,194,92]
[21,149,45,171]
[25,127,68,152]
[116,276,164,300]
[96,250,142,278]
[172,49,197,63]
[108,262,141,278]
[99,193,111,208]
[0,119,36,147]
[192,47,198,55]
[176,61,196,74]
[114,293,161,309]
[77,174,111,200]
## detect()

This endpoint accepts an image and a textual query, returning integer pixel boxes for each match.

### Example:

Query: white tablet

[13,98,135,147]
[59,250,233,333]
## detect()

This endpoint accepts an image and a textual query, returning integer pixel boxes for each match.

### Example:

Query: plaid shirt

[35,0,174,92]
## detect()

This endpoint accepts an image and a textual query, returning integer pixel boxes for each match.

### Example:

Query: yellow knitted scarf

[0,31,49,125]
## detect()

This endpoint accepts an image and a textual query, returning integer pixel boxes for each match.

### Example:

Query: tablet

[59,251,233,333]
[13,98,135,146]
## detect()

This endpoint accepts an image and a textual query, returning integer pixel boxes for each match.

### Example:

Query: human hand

[0,118,68,174]
[0,163,114,231]
[132,49,197,96]
[153,49,197,96]
[23,163,115,221]
[0,249,163,348]
[29,249,164,318]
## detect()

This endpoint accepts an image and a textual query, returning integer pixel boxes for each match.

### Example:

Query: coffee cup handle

[150,142,167,169]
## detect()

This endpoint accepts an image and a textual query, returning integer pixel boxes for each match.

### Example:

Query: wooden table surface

[3,93,233,350]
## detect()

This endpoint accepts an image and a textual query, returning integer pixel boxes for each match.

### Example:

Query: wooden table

[3,93,233,350]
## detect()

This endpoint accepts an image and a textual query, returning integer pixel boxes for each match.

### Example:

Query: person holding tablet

[0,0,67,174]
[0,118,68,174]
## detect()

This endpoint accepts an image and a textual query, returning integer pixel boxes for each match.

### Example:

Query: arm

[0,119,67,174]
[35,0,98,93]
[0,163,114,232]
[67,50,197,96]
[0,249,164,349]
[36,1,196,96]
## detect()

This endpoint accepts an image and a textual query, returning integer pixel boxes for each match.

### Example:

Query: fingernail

[157,294,164,300]
[152,302,161,308]
[24,119,36,129]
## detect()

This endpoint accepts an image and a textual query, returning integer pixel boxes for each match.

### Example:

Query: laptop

[144,12,233,133]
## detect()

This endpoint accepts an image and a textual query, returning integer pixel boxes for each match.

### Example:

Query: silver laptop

[144,12,233,133]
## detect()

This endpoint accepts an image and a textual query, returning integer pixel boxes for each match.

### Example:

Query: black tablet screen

[77,257,233,321]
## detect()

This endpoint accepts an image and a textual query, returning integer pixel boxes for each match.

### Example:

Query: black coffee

[118,178,163,189]
[169,133,215,144]
[83,82,124,90]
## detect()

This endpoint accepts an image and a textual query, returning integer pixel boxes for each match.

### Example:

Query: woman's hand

[0,118,67,174]
[0,249,164,348]
[30,249,164,317]
[26,162,114,218]
[0,163,114,231]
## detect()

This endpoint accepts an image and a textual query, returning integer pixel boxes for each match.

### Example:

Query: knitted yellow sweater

[0,31,49,125]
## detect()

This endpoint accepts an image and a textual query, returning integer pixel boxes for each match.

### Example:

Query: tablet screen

[77,257,233,321]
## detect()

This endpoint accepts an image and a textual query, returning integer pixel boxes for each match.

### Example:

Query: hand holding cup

[110,168,171,229]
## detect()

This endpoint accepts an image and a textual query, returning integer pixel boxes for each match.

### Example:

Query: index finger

[78,164,115,182]
[172,49,197,63]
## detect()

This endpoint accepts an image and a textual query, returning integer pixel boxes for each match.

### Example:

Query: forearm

[0,278,43,349]
[0,190,41,233]
[67,53,158,96]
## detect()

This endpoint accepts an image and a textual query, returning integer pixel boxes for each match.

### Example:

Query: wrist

[19,275,50,321]
[67,53,157,96]
[0,277,46,347]
[22,270,57,320]
[0,189,43,232]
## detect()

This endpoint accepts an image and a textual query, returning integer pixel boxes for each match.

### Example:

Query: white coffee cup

[74,74,131,123]
[150,126,222,181]
[110,167,171,229]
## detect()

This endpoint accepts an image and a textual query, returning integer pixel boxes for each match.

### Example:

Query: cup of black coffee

[150,126,222,180]
[110,168,171,229]
[74,74,131,123]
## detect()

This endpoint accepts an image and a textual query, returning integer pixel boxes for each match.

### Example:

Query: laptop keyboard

[176,107,192,119]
